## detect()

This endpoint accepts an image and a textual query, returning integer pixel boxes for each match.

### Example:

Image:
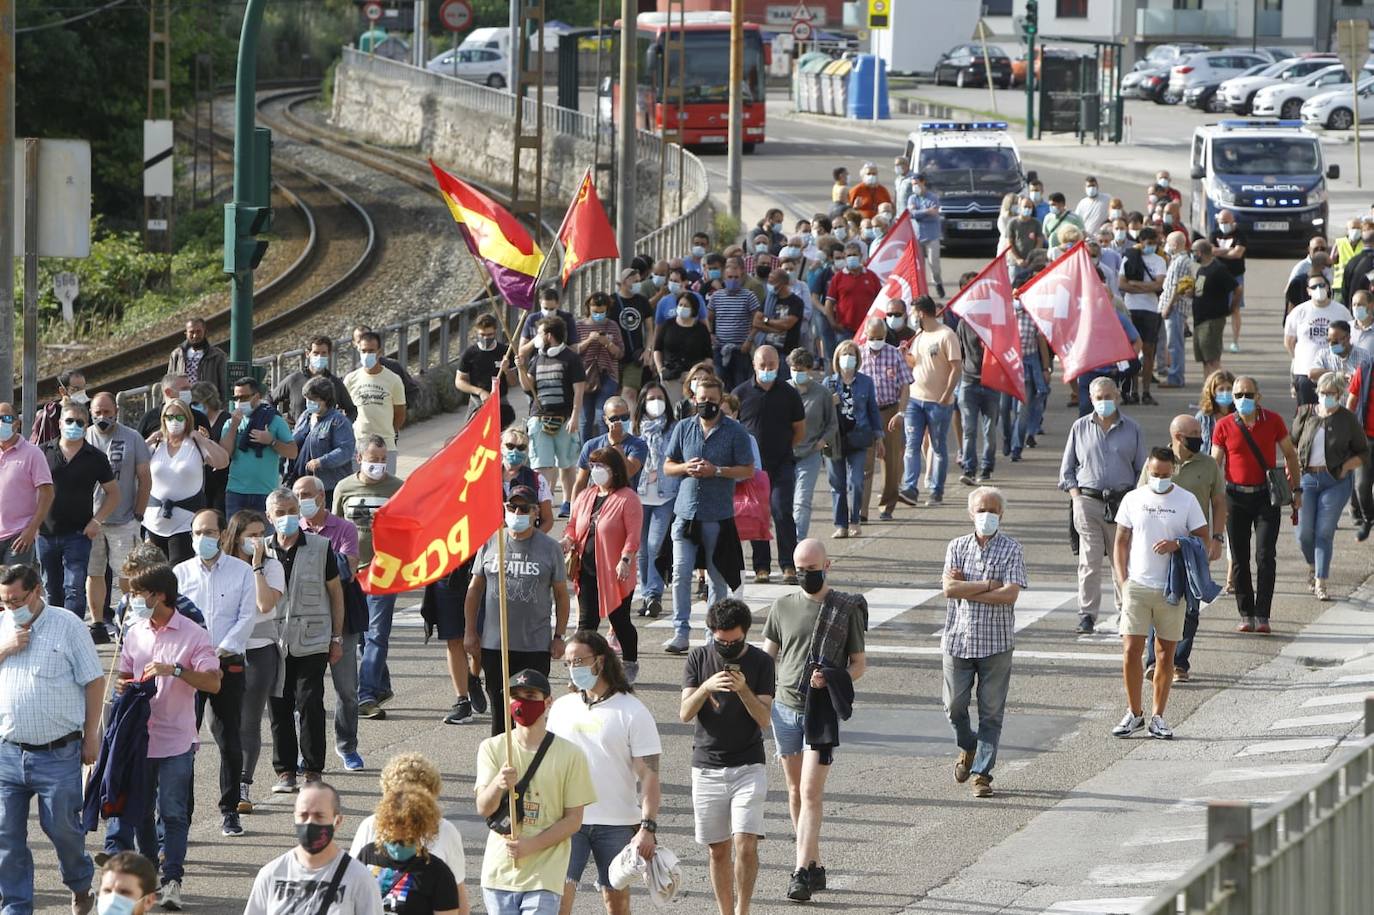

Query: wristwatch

[1211,533,1225,543]
[714,465,722,477]
[640,818,658,834]
[330,635,343,645]
[172,663,184,679]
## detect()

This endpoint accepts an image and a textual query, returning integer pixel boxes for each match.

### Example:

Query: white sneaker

[1111,710,1145,738]
[158,880,182,911]
[1148,715,1174,740]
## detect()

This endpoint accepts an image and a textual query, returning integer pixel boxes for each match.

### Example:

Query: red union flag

[360,391,503,595]
[947,250,1025,403]
[853,239,928,347]
[557,167,619,287]
[1017,242,1137,383]
[864,210,916,282]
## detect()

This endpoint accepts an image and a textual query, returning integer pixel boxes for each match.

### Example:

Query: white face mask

[590,465,611,487]
[643,399,666,418]
[362,461,387,480]
[866,338,886,352]
[863,174,878,186]
[545,342,566,357]
[973,512,999,537]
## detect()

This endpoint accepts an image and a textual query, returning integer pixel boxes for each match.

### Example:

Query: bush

[712,211,741,249]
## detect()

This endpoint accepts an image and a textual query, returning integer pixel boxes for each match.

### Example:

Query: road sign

[868,0,890,30]
[438,0,472,32]
[792,1,813,22]
[53,272,78,325]
[1337,19,1370,80]
[13,139,91,258]
[143,119,174,199]
[792,20,812,41]
[362,1,383,22]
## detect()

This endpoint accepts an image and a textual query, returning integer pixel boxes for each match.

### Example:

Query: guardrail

[1137,697,1374,915]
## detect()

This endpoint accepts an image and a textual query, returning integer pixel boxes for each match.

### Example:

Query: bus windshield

[1211,137,1321,176]
[642,30,766,103]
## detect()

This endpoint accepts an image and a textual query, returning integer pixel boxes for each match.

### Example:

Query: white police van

[1188,119,1338,249]
[903,121,1034,249]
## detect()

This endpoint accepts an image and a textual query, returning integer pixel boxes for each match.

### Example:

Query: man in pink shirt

[104,565,220,911]
[0,401,54,567]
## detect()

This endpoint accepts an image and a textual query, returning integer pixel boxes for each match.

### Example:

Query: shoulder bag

[1236,413,1292,507]
[313,852,351,915]
[485,732,556,836]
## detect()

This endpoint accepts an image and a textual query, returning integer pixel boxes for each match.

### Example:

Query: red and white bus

[607,11,768,150]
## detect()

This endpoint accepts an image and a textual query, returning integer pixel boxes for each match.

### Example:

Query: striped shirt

[575,318,624,383]
[942,532,1028,659]
[860,343,914,408]
[0,604,103,744]
[708,288,761,346]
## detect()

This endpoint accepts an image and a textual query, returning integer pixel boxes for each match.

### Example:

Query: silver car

[1168,50,1273,98]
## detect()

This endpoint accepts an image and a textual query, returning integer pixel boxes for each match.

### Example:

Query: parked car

[1221,56,1337,114]
[1301,76,1374,130]
[1185,63,1271,113]
[1252,64,1359,120]
[933,44,1014,88]
[425,46,509,88]
[1136,68,1175,103]
[1167,50,1273,99]
[1136,42,1210,72]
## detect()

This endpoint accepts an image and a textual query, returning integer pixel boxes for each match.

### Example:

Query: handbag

[485,732,556,835]
[1236,412,1292,507]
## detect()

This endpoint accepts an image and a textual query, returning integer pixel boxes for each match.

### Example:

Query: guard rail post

[1208,800,1252,913]
[1367,695,1374,737]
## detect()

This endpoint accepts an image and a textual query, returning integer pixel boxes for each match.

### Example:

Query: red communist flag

[864,211,916,283]
[1017,242,1137,383]
[853,238,928,347]
[360,391,503,595]
[947,250,1026,403]
[557,167,619,287]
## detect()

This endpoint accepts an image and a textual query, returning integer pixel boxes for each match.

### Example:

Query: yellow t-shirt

[344,366,406,443]
[475,732,596,894]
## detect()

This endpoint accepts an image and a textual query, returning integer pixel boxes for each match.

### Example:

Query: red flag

[853,239,928,347]
[557,167,619,287]
[864,211,916,282]
[948,250,1026,403]
[360,392,503,595]
[1017,242,1137,383]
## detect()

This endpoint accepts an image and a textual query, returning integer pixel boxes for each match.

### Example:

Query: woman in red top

[562,447,643,681]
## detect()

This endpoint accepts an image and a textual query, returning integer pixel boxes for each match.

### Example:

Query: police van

[1188,119,1338,249]
[902,120,1034,249]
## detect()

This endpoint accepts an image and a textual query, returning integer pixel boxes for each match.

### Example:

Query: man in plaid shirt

[860,316,913,521]
[940,486,1027,799]
[1000,298,1053,461]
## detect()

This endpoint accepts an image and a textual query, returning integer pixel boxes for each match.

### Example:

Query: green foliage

[467,0,609,29]
[712,211,741,249]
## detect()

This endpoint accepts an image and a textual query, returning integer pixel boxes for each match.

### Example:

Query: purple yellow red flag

[557,167,619,286]
[428,159,544,310]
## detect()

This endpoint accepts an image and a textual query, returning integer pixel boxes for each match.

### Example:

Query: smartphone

[723,662,741,673]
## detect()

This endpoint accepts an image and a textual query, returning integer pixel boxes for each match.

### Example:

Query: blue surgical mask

[757,369,778,384]
[569,664,599,691]
[193,534,220,561]
[97,893,136,915]
[9,603,33,627]
[676,305,694,320]
[591,311,608,323]
[1148,475,1172,495]
[973,512,999,537]
[504,447,526,466]
[273,514,301,536]
[1357,306,1370,323]
[862,228,877,240]
[61,424,84,441]
[1331,342,1347,355]
[793,371,810,386]
[360,352,379,370]
[1321,394,1339,410]
[1142,244,1157,256]
[305,400,322,415]
[298,498,318,519]
[1094,399,1117,418]
[309,355,330,372]
[668,281,683,295]
[191,402,205,414]
[1215,391,1234,407]
[0,420,12,442]
[708,268,722,281]
[128,596,153,620]
[782,245,800,259]
[382,841,418,862]
[691,244,706,258]
[755,243,769,253]
[235,400,253,414]
[765,283,777,296]
[724,278,742,292]
[651,274,665,288]
[1236,394,1257,416]
[846,255,862,270]
[1218,222,1234,234]
[1020,206,1034,217]
[506,511,531,533]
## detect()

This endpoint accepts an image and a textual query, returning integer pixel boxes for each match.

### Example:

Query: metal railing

[1137,697,1374,915]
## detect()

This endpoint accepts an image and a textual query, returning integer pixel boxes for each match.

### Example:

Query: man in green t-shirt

[220,376,297,517]
[474,669,596,914]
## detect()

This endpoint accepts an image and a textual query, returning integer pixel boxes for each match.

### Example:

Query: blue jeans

[942,649,1013,779]
[792,452,824,540]
[827,451,865,527]
[756,461,798,575]
[579,374,619,444]
[1004,352,1049,457]
[638,501,674,599]
[1146,607,1200,672]
[224,491,267,518]
[1163,307,1186,386]
[957,379,1000,475]
[567,823,638,887]
[0,740,92,911]
[482,889,560,915]
[358,593,395,704]
[104,749,194,882]
[903,399,953,496]
[1297,470,1353,579]
[812,309,838,362]
[35,531,92,615]
[332,631,361,755]
[671,518,726,637]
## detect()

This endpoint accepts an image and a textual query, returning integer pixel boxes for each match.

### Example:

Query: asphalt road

[25,100,1374,915]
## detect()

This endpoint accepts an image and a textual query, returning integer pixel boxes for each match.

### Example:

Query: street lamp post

[225,0,270,365]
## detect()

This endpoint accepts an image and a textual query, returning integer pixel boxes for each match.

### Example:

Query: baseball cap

[509,668,551,697]
[506,484,537,505]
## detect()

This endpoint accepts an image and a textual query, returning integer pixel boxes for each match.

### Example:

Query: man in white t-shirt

[1284,273,1352,408]
[1118,227,1167,405]
[1111,448,1208,742]
[244,781,383,915]
[547,632,662,915]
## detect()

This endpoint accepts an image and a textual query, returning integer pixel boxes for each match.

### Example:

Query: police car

[1187,119,1338,249]
[903,121,1034,249]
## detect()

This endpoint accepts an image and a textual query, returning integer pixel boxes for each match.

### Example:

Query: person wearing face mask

[1026,181,1049,221]
[1156,230,1196,391]
[1059,377,1148,635]
[264,486,345,791]
[654,291,713,383]
[760,539,866,901]
[1333,218,1364,298]
[29,369,87,446]
[104,564,221,909]
[171,509,255,837]
[1147,171,1181,209]
[142,401,229,566]
[1075,176,1109,236]
[685,231,711,278]
[190,382,230,514]
[787,350,839,544]
[356,785,463,914]
[706,261,763,392]
[574,293,627,444]
[345,332,407,476]
[846,163,889,219]
[1041,192,1085,250]
[679,598,775,915]
[271,336,357,427]
[939,486,1025,798]
[220,376,297,518]
[823,243,880,341]
[757,267,806,361]
[1310,321,1366,391]
[1284,275,1351,407]
[136,373,209,439]
[896,295,962,508]
[245,782,384,915]
[94,853,160,915]
[1108,217,1132,254]
[654,268,706,326]
[518,289,581,354]
[1210,377,1301,633]
[0,562,105,915]
[518,316,588,519]
[571,397,647,506]
[1196,369,1236,456]
[166,317,228,401]
[547,632,661,915]
[474,669,595,915]
[290,377,355,505]
[1348,289,1374,357]
[1185,240,1239,377]
[631,383,679,619]
[1118,227,1167,406]
[904,172,946,298]
[455,315,516,430]
[695,253,727,296]
[611,273,654,407]
[1285,249,1333,321]
[84,392,152,633]
[1111,449,1210,741]
[1205,209,1247,353]
[1292,373,1368,601]
[1095,226,1123,278]
[881,299,916,347]
[1008,196,1045,271]
[823,341,881,539]
[857,317,912,522]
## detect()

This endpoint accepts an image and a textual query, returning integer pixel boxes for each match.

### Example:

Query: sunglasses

[503,442,528,451]
[61,418,85,426]
[504,503,533,514]
[1234,392,1257,399]
[606,414,631,424]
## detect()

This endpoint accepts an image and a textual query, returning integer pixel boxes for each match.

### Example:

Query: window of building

[1056,0,1088,16]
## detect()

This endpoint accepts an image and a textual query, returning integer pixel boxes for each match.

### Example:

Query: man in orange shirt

[847,162,891,219]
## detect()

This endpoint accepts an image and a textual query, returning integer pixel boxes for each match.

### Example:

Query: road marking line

[864,587,943,627]
[1334,673,1374,685]
[1268,710,1363,730]
[861,644,1121,662]
[1201,764,1326,784]
[1300,693,1371,708]
[1086,860,1193,885]
[1122,823,1204,847]
[1236,737,1340,757]
[1039,900,1153,915]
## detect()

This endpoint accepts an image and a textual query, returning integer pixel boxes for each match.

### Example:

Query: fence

[1137,697,1374,915]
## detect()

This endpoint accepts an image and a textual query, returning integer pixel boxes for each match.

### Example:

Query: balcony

[1135,8,1236,38]
[1257,9,1283,37]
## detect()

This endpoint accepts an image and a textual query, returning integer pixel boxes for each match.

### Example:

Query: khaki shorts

[88,520,141,580]
[691,764,767,845]
[1193,317,1226,365]
[1120,579,1185,642]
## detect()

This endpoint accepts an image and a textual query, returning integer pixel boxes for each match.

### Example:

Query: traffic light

[224,127,273,276]
[1025,0,1038,36]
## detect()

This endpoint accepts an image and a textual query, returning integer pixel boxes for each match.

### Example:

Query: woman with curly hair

[355,783,466,915]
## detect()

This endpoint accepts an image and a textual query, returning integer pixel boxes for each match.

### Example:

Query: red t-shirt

[1347,367,1374,435]
[826,269,882,334]
[1212,409,1289,487]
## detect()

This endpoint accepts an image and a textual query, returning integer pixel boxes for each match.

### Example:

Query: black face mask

[713,638,747,660]
[94,418,114,432]
[697,401,721,421]
[801,569,826,594]
[755,265,771,280]
[1183,436,1204,455]
[295,821,335,854]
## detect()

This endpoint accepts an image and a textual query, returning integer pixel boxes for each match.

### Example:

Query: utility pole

[615,0,635,266]
[0,0,14,406]
[508,1,519,91]
[414,0,427,68]
[726,0,743,222]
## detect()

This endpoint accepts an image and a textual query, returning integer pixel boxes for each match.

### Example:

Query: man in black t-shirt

[517,316,587,516]
[39,401,118,615]
[680,598,775,915]
[1208,210,1247,353]
[1189,239,1240,376]
[454,313,515,430]
[760,268,806,361]
[614,270,654,402]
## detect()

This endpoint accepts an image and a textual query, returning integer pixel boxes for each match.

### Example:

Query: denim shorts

[566,822,637,889]
[482,889,560,915]
[527,415,579,469]
[770,701,806,757]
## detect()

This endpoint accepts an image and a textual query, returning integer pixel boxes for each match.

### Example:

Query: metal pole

[615,0,636,266]
[0,0,14,406]
[21,138,37,434]
[979,21,998,115]
[1353,29,1364,188]
[871,32,879,122]
[229,0,267,364]
[508,0,519,92]
[727,0,743,222]
[415,0,426,68]
[1025,31,1036,140]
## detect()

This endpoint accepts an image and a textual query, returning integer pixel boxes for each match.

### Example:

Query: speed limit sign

[362,1,383,21]
[792,20,812,41]
[439,0,473,32]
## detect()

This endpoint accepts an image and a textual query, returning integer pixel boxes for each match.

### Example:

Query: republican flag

[360,390,504,595]
[1017,242,1137,383]
[853,239,928,347]
[947,249,1026,403]
[557,167,619,287]
[864,210,916,283]
[429,159,544,310]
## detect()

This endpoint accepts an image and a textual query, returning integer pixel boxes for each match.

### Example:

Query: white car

[1167,49,1273,97]
[1301,76,1374,130]
[425,47,509,88]
[1221,57,1338,115]
[1252,64,1356,119]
